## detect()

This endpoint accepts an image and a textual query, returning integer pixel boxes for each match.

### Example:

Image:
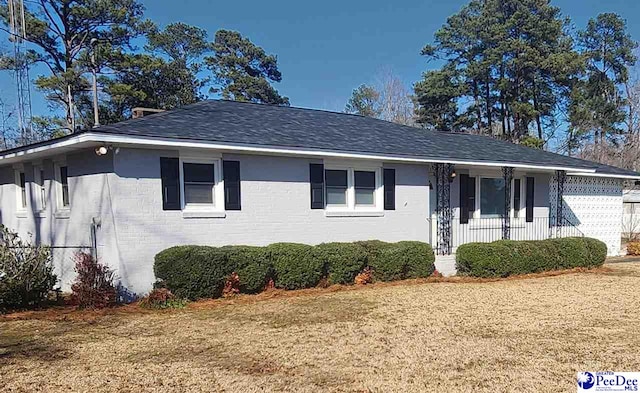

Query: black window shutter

[310,163,324,209]
[525,176,535,222]
[223,161,241,210]
[160,157,180,210]
[384,168,395,210]
[459,174,469,224]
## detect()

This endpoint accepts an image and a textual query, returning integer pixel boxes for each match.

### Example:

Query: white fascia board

[566,171,640,180]
[0,131,598,174]
[0,134,99,162]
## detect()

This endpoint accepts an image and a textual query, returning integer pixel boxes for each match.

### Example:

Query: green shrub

[583,237,608,267]
[355,240,393,261]
[0,225,57,312]
[154,246,233,300]
[222,246,272,294]
[314,243,367,285]
[456,237,607,278]
[370,241,435,281]
[153,240,440,298]
[268,243,324,290]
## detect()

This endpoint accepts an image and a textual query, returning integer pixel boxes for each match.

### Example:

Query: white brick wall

[551,175,623,256]
[108,148,432,293]
[0,144,624,295]
[0,150,118,291]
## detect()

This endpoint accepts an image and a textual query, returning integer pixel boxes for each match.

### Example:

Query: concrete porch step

[434,255,457,277]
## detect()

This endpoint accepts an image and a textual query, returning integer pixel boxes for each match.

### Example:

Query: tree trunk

[532,78,543,139]
[500,64,506,137]
[506,103,512,138]
[473,80,482,130]
[62,2,73,131]
[485,76,492,132]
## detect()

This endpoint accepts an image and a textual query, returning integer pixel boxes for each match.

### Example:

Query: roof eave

[0,131,602,175]
[566,171,640,180]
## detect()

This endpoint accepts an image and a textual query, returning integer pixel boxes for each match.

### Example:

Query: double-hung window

[54,161,70,214]
[354,171,376,206]
[60,166,70,207]
[179,156,224,213]
[15,169,26,211]
[161,154,237,217]
[34,165,46,212]
[324,165,382,213]
[183,163,216,205]
[325,170,348,206]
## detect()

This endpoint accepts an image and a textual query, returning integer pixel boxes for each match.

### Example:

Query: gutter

[0,131,608,175]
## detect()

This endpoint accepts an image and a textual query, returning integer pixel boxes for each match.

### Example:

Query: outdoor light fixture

[449,169,457,182]
[95,146,109,156]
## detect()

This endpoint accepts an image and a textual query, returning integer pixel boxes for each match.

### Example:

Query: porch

[429,163,583,275]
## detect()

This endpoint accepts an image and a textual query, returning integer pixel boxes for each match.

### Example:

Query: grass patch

[1,262,640,392]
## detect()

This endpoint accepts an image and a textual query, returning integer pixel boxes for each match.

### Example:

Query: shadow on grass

[193,296,377,329]
[124,337,354,388]
[0,330,71,362]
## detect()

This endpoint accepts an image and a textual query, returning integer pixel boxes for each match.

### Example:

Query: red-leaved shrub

[69,252,117,309]
[222,272,240,297]
[354,267,373,285]
[264,278,275,291]
[139,288,185,309]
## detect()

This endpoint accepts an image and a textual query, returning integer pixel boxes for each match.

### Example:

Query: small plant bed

[154,240,436,300]
[456,237,607,278]
[0,264,613,322]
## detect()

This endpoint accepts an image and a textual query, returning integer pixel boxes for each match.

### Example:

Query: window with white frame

[475,176,524,218]
[34,165,46,211]
[15,169,26,210]
[325,169,348,206]
[184,163,215,204]
[180,157,223,211]
[354,171,376,206]
[479,177,505,217]
[513,178,522,218]
[54,163,70,210]
[324,166,382,211]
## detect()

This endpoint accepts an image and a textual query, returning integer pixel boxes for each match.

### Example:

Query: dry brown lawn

[2,262,640,393]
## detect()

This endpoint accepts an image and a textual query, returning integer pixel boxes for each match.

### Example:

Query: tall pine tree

[416,0,581,144]
[568,13,637,148]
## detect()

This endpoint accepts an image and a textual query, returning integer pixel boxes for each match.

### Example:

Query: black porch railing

[430,216,583,254]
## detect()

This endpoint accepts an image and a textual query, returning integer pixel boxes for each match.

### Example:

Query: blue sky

[1,0,639,120]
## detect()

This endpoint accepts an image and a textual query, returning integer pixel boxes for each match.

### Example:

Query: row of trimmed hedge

[455,237,607,278]
[154,241,435,300]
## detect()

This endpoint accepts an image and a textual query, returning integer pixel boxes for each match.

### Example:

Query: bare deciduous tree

[346,69,416,126]
[377,70,415,126]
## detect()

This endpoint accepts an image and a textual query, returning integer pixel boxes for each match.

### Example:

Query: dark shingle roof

[4,100,640,177]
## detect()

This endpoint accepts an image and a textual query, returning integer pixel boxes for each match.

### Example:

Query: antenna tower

[7,0,33,144]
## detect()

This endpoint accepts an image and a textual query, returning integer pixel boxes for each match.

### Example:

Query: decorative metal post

[435,163,453,255]
[502,166,513,240]
[554,170,566,237]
